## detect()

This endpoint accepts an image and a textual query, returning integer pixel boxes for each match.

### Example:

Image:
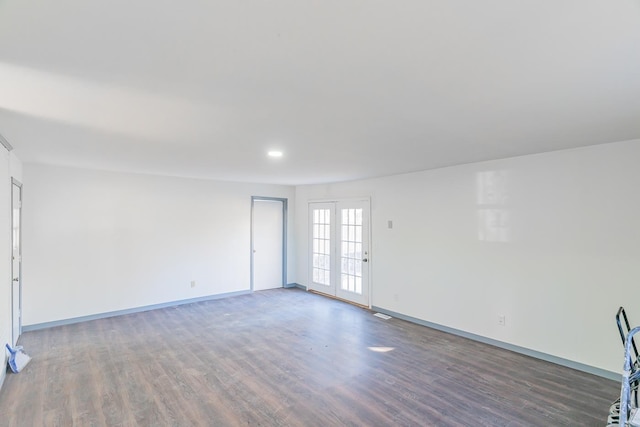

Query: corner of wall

[285,283,307,290]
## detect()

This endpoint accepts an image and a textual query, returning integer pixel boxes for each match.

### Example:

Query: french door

[308,199,370,306]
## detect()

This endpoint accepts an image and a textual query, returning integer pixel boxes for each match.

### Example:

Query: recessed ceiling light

[268,150,283,158]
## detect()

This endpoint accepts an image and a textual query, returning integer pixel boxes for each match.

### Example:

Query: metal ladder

[608,308,640,426]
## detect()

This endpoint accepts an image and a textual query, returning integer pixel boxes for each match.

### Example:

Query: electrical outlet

[498,315,506,326]
[190,281,196,288]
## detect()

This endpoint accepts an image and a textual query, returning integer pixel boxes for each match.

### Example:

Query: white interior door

[252,199,284,291]
[308,200,370,306]
[11,180,22,346]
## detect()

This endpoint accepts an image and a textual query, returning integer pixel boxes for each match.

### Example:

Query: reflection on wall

[478,209,510,242]
[477,170,510,242]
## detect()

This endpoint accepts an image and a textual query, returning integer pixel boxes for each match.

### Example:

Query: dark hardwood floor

[0,288,619,426]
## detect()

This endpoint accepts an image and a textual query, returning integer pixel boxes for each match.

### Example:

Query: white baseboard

[372,306,620,382]
[285,283,307,290]
[23,290,251,332]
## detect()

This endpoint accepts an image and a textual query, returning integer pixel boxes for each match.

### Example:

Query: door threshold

[308,289,369,309]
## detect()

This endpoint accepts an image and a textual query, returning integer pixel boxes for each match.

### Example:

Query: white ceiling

[0,1,639,185]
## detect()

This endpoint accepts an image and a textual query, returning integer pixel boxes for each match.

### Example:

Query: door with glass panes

[308,200,370,306]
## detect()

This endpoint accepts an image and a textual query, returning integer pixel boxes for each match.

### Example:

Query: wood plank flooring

[0,288,619,426]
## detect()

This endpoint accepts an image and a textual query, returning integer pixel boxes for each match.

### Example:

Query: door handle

[12,278,19,282]
[362,258,368,263]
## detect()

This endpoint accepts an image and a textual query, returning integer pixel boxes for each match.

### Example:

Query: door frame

[250,196,288,291]
[307,197,372,308]
[11,177,22,345]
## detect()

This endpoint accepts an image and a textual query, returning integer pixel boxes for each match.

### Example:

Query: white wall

[295,139,640,374]
[23,164,295,326]
[0,150,22,387]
